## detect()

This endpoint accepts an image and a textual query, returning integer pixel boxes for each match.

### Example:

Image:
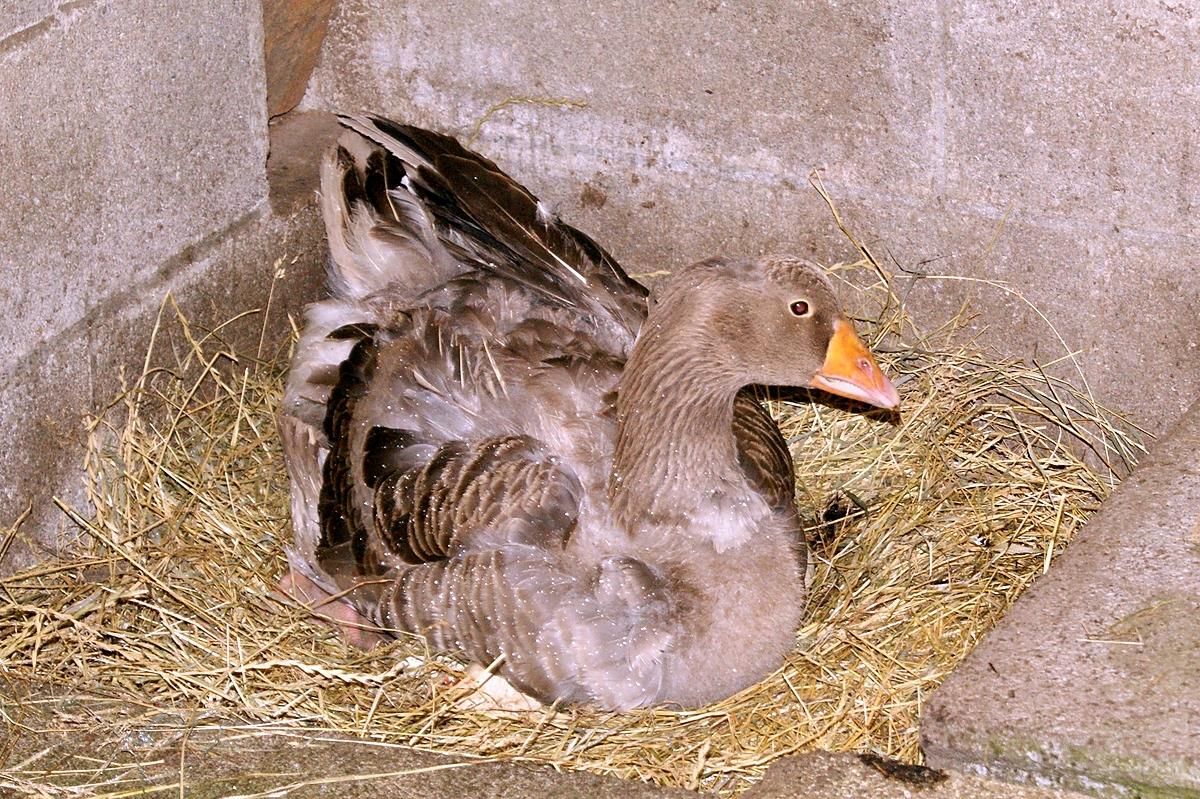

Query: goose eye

[789,300,811,317]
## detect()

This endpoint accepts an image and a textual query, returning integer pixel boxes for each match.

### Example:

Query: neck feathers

[609,314,767,548]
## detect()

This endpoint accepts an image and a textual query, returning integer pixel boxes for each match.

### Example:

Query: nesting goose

[278,114,899,710]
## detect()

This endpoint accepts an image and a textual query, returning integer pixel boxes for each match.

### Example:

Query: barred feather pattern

[371,435,583,562]
[731,389,797,513]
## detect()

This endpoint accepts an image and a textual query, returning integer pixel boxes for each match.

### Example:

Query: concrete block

[862,204,1200,436]
[942,2,1200,237]
[746,751,1094,799]
[1,696,695,798]
[0,332,94,566]
[0,0,269,362]
[921,399,1200,796]
[305,0,942,200]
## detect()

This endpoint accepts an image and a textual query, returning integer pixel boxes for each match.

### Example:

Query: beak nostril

[857,358,872,373]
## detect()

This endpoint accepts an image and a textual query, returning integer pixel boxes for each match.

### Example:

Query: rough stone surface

[0,0,56,40]
[0,695,694,798]
[307,0,940,199]
[746,751,1094,799]
[302,0,1200,436]
[942,2,1200,237]
[861,204,1200,433]
[0,0,269,360]
[922,399,1200,796]
[263,0,336,117]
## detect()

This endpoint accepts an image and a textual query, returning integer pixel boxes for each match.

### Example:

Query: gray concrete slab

[746,751,1094,799]
[1,689,1094,799]
[0,0,296,568]
[867,204,1200,433]
[922,399,1200,796]
[942,2,1200,238]
[0,692,693,799]
[0,0,268,361]
[307,0,941,200]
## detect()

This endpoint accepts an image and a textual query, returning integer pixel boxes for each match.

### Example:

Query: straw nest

[0,258,1142,796]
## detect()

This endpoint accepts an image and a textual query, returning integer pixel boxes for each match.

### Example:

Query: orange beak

[808,319,900,410]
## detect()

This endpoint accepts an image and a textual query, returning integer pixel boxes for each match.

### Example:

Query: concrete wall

[0,1,327,570]
[4,0,1198,567]
[302,0,1200,437]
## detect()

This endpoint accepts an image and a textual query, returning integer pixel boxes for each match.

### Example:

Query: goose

[277,114,899,710]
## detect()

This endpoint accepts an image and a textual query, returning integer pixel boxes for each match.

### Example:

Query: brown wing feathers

[316,323,583,578]
[373,435,582,564]
[337,115,647,331]
[317,334,379,575]
[731,388,797,513]
[374,547,586,702]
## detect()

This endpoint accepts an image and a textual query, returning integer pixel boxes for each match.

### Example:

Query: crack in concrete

[2,204,266,399]
[0,0,107,57]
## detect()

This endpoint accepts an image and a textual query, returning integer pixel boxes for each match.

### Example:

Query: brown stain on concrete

[579,183,608,210]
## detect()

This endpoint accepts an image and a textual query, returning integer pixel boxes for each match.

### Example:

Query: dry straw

[0,259,1142,796]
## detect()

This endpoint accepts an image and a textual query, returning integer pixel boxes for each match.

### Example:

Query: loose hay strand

[0,261,1143,796]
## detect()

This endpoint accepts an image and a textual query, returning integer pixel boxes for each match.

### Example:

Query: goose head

[642,256,899,409]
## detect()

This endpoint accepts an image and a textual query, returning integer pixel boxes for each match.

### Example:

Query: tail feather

[336,114,648,334]
[319,133,462,301]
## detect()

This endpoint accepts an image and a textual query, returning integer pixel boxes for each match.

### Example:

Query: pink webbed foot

[275,565,388,651]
